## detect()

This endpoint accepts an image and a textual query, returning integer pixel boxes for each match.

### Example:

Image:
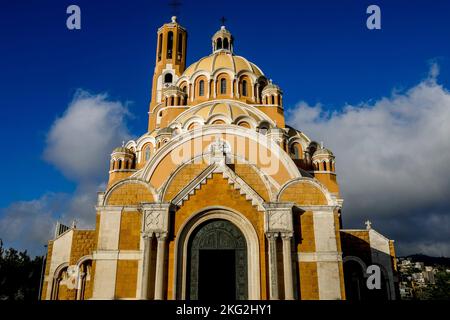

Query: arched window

[323,161,327,171]
[271,95,275,104]
[164,73,173,83]
[330,162,334,171]
[242,80,247,96]
[220,78,227,94]
[238,121,250,129]
[158,33,163,61]
[217,38,223,50]
[157,110,163,124]
[167,31,173,59]
[177,33,183,60]
[223,38,229,49]
[170,96,175,106]
[145,146,151,161]
[118,159,122,170]
[291,143,301,159]
[277,95,281,105]
[199,80,205,96]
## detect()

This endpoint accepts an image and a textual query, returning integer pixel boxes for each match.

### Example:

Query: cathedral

[41,17,398,300]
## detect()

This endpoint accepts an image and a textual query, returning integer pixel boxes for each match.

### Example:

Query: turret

[108,147,136,187]
[311,144,340,195]
[212,25,234,54]
[312,145,335,173]
[262,80,283,107]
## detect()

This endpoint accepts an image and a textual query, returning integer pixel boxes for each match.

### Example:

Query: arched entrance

[188,219,248,300]
[173,208,261,300]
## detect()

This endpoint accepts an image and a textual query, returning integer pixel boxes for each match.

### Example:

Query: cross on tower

[168,0,182,17]
[220,16,227,27]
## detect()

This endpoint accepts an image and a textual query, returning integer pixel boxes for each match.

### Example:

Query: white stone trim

[298,252,343,262]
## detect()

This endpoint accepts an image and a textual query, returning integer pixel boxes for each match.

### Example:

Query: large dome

[180,51,264,80]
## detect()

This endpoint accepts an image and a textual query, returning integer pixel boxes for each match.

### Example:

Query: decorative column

[264,202,294,300]
[141,202,171,300]
[140,233,153,299]
[266,232,279,300]
[154,232,167,300]
[281,232,294,300]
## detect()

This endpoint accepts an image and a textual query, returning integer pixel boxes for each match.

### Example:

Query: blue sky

[1,0,450,256]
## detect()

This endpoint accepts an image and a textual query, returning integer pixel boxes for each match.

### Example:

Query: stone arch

[343,257,367,301]
[343,256,368,274]
[50,262,69,300]
[233,115,257,129]
[182,116,205,130]
[75,255,93,300]
[173,207,261,299]
[141,125,301,189]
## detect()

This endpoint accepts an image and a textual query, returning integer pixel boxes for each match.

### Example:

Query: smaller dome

[112,147,134,154]
[313,147,334,157]
[263,80,281,92]
[213,26,232,39]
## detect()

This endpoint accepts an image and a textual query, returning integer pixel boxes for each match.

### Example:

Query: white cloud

[0,91,132,256]
[44,90,132,184]
[0,193,65,255]
[287,64,450,256]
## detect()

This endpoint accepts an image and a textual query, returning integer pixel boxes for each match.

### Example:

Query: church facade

[41,17,398,300]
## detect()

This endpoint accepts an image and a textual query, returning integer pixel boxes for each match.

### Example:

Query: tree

[0,239,44,300]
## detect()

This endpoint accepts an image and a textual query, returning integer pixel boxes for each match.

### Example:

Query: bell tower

[148,16,187,131]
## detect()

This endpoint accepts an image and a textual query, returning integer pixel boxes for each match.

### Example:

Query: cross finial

[220,16,227,27]
[168,0,182,17]
[365,220,372,230]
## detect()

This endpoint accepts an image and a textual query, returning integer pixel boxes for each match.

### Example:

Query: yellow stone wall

[279,180,328,205]
[118,211,142,251]
[108,171,135,188]
[313,173,340,195]
[389,240,397,272]
[115,260,138,299]
[57,284,76,300]
[107,182,155,205]
[295,211,315,252]
[234,164,270,201]
[163,163,208,201]
[69,230,96,265]
[41,241,54,300]
[298,262,319,299]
